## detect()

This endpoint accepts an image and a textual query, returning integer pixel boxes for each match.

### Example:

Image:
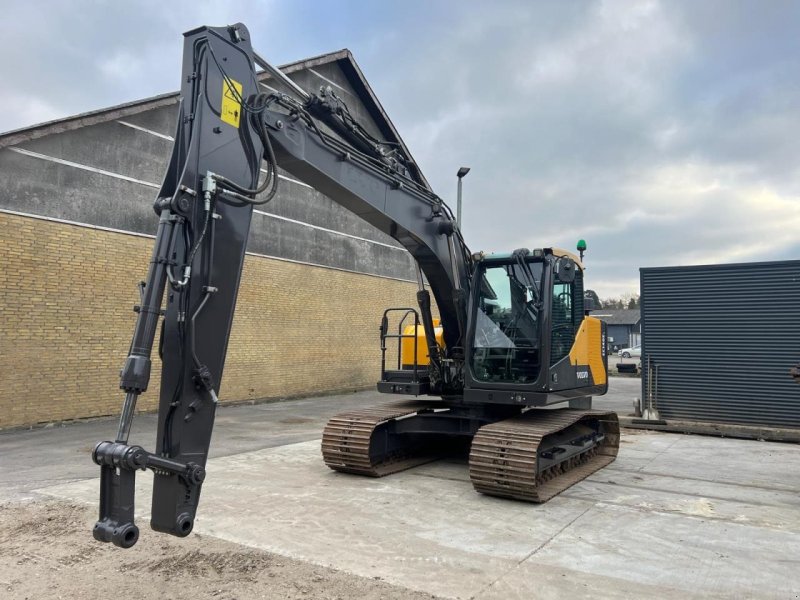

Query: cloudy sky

[2,0,799,297]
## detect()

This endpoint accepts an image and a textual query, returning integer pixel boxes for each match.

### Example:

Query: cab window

[550,282,575,365]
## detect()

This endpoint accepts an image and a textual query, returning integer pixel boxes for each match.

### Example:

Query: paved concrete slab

[6,378,798,599]
[39,428,800,599]
[0,379,637,502]
[0,390,390,502]
[478,561,710,600]
[525,502,800,598]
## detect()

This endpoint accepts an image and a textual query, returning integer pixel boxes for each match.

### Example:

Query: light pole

[456,166,470,230]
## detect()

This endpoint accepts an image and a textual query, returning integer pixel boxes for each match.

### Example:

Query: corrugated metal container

[640,260,800,428]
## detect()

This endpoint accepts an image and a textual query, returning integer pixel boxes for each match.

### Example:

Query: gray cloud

[2,0,798,297]
[366,1,800,295]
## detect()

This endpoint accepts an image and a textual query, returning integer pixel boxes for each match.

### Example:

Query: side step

[377,370,430,395]
[469,409,620,502]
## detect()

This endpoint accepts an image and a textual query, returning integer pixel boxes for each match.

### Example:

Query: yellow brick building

[0,51,427,428]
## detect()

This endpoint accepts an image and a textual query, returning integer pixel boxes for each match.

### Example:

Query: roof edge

[640,258,800,273]
[0,46,429,189]
[0,92,179,149]
[0,49,352,149]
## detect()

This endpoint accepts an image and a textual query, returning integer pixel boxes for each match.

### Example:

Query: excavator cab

[464,248,608,406]
[377,247,608,407]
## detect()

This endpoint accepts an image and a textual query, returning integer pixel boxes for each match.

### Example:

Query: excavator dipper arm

[93,23,269,547]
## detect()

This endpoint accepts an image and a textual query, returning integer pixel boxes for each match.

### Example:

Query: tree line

[585,290,640,310]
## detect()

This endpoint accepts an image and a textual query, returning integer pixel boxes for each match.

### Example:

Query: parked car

[618,345,641,358]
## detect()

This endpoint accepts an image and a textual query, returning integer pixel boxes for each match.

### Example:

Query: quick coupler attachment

[92,441,206,548]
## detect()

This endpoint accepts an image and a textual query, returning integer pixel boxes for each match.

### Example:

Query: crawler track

[321,400,443,476]
[323,402,619,503]
[468,409,620,502]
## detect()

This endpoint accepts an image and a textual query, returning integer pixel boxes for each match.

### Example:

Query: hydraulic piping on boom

[92,23,618,548]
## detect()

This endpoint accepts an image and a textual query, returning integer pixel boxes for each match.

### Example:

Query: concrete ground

[3,377,799,599]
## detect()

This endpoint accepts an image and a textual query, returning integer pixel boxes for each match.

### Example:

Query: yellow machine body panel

[568,316,607,386]
[401,319,444,368]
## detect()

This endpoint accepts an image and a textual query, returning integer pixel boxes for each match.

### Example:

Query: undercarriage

[322,400,619,500]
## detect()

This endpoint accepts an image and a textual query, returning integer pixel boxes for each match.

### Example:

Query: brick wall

[0,212,425,428]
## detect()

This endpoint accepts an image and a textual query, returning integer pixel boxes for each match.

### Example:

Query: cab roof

[476,247,584,270]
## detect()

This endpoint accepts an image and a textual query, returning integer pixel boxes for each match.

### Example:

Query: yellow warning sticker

[221,78,243,128]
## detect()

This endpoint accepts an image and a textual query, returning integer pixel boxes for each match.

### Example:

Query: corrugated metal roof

[0,50,346,146]
[0,47,423,184]
[640,260,800,428]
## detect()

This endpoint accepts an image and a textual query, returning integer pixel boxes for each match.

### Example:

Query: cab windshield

[470,260,543,384]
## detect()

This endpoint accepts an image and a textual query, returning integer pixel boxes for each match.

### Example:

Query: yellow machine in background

[401,319,444,369]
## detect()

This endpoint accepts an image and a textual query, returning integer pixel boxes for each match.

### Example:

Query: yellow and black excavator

[91,23,619,548]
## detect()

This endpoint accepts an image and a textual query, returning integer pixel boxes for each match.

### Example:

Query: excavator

[91,23,619,548]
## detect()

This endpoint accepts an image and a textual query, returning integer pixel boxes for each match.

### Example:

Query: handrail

[379,308,421,382]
